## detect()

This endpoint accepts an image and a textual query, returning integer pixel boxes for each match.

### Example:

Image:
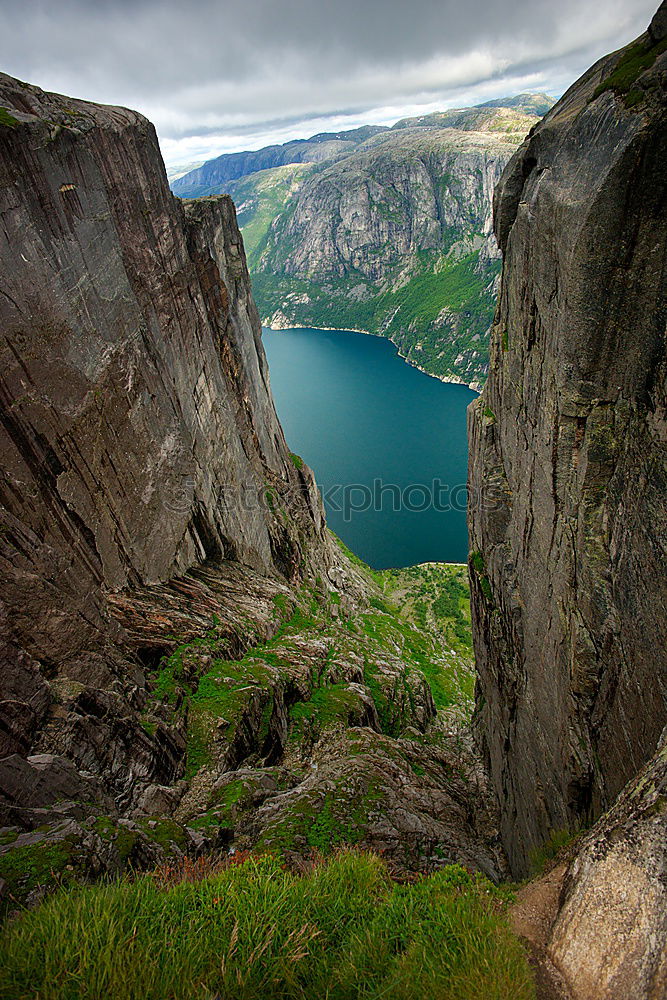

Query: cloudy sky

[0,0,657,169]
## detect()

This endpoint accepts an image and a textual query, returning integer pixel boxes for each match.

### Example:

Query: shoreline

[262,322,483,393]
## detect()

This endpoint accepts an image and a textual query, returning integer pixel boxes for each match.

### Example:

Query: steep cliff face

[0,74,506,897]
[256,131,504,279]
[0,73,327,662]
[0,73,330,822]
[468,12,667,875]
[171,103,548,388]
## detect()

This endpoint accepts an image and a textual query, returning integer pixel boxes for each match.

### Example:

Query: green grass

[469,551,485,574]
[305,785,381,851]
[469,551,493,606]
[0,841,74,905]
[289,683,362,739]
[0,851,535,1000]
[593,36,667,107]
[252,249,498,386]
[0,107,19,128]
[529,827,580,876]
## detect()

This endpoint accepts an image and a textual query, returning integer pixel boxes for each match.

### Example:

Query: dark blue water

[263,327,477,569]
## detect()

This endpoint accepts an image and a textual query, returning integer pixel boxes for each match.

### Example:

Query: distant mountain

[171,125,388,199]
[173,95,555,387]
[478,91,555,115]
[166,160,203,183]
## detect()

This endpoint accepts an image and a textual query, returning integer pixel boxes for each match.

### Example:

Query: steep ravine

[1,8,666,993]
[0,72,505,914]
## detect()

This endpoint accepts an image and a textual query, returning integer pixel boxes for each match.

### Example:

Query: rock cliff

[246,109,544,389]
[0,71,327,838]
[0,74,505,903]
[468,8,667,877]
[172,103,550,388]
[547,731,667,998]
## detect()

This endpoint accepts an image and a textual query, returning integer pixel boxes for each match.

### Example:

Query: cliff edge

[0,73,332,829]
[468,5,667,876]
[0,73,331,662]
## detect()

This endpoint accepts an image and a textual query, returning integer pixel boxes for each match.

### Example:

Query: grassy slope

[0,544,537,997]
[0,852,534,1000]
[0,540,478,909]
[148,537,475,782]
[251,250,499,383]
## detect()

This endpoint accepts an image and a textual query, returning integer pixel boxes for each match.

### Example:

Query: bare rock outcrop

[547,735,667,999]
[468,5,667,876]
[0,72,329,668]
[0,73,330,831]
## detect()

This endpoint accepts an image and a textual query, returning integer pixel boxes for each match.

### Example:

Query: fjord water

[263,327,477,569]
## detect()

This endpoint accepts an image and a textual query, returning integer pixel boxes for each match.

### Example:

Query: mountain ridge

[172,96,553,389]
[171,95,553,198]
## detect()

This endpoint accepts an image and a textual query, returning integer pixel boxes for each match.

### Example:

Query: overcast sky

[0,0,657,169]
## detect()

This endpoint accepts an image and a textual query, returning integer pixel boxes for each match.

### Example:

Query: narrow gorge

[0,4,666,999]
[0,72,503,892]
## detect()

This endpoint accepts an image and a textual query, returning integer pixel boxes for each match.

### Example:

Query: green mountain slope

[177,98,553,387]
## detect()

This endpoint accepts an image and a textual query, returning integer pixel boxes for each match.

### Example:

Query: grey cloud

[0,0,657,165]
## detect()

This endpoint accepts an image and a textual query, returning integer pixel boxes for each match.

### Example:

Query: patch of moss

[0,107,19,128]
[211,779,247,811]
[140,718,157,737]
[258,776,382,854]
[289,683,361,743]
[289,452,304,470]
[135,818,188,853]
[92,817,116,840]
[272,593,290,620]
[0,840,74,903]
[469,550,494,606]
[470,550,485,574]
[593,36,667,104]
[193,777,265,831]
[479,575,493,602]
[185,653,276,778]
[93,818,139,863]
